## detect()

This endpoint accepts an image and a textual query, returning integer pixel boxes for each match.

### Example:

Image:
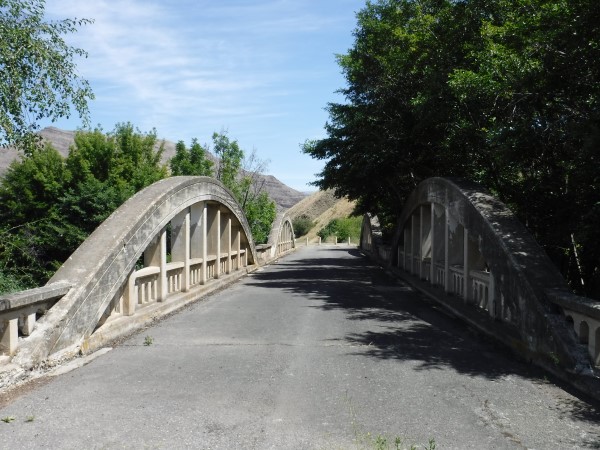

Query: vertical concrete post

[144,231,167,301]
[489,272,496,318]
[236,228,241,270]
[411,214,416,274]
[225,215,232,274]
[430,203,435,284]
[216,208,221,279]
[0,318,18,355]
[206,204,218,280]
[200,202,208,283]
[22,313,36,336]
[444,207,450,293]
[190,202,204,284]
[171,208,190,292]
[419,206,424,279]
[403,228,408,270]
[463,227,470,303]
[124,267,137,315]
[158,229,167,301]
[306,236,309,246]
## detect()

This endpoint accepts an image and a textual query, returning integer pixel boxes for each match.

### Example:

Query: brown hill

[286,189,357,241]
[0,127,306,211]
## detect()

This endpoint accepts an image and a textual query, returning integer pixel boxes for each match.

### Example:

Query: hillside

[286,189,357,242]
[0,127,306,211]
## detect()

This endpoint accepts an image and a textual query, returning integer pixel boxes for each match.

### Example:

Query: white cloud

[43,0,363,189]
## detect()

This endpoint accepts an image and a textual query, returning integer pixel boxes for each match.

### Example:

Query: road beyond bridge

[1,245,599,449]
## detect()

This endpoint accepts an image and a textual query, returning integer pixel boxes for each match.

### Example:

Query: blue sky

[42,0,365,192]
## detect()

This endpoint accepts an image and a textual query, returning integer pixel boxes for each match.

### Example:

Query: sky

[41,0,366,192]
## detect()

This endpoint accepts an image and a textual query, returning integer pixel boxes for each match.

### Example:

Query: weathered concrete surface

[385,177,591,378]
[12,177,257,369]
[1,246,599,449]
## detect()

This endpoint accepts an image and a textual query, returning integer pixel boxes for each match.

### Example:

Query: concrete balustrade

[360,177,599,385]
[0,282,71,357]
[546,289,600,366]
[2,177,298,369]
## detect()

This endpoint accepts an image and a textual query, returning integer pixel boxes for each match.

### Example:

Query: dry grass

[287,190,357,242]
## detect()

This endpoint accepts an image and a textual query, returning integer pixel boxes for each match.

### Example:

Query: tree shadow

[247,247,600,424]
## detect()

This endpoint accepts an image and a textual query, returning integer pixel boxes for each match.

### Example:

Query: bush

[317,216,362,242]
[292,215,314,237]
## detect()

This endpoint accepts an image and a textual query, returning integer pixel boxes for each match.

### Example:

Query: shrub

[292,215,314,237]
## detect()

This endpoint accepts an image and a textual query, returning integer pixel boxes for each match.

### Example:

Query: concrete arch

[258,211,296,261]
[362,177,591,373]
[13,177,258,367]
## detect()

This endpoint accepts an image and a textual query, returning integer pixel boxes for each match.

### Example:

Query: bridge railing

[546,289,600,366]
[0,282,71,359]
[359,177,599,389]
[1,177,300,369]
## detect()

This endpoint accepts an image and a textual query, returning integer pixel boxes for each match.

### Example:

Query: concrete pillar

[201,203,208,283]
[419,206,424,279]
[206,204,218,280]
[489,272,496,318]
[22,313,36,336]
[225,215,232,274]
[144,231,167,301]
[444,207,450,293]
[1,318,18,355]
[235,228,241,270]
[124,267,137,316]
[430,203,435,284]
[463,227,470,303]
[216,208,221,279]
[403,228,409,270]
[411,214,416,274]
[171,208,190,292]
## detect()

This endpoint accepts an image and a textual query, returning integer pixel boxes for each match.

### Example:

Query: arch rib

[13,177,258,367]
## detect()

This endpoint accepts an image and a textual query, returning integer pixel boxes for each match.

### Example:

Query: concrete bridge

[0,176,599,428]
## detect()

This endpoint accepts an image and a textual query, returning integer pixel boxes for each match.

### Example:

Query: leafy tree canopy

[170,138,213,177]
[211,131,276,244]
[0,0,94,153]
[304,0,600,297]
[0,123,167,290]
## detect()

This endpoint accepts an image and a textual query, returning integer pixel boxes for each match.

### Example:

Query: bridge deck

[1,246,599,448]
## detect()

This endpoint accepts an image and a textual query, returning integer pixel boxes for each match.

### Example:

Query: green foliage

[304,0,600,297]
[0,124,168,292]
[170,139,213,176]
[0,0,94,153]
[213,131,244,192]
[317,216,362,242]
[292,214,314,237]
[211,131,276,244]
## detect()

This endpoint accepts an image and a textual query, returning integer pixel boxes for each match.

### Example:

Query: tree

[0,123,168,291]
[210,131,276,244]
[303,0,481,231]
[0,0,94,153]
[304,0,600,297]
[170,138,213,176]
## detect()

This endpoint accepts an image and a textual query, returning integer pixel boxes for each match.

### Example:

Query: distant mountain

[0,127,306,210]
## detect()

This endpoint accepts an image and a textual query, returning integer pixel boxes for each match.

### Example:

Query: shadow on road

[246,247,600,424]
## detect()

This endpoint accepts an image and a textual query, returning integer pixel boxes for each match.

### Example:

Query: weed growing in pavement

[143,335,154,346]
[342,392,437,450]
[25,416,35,422]
[1,416,15,423]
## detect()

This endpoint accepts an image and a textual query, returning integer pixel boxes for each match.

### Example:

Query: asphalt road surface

[1,245,599,449]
